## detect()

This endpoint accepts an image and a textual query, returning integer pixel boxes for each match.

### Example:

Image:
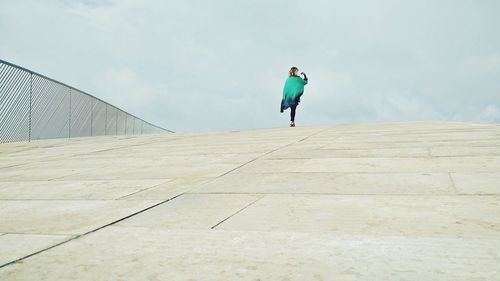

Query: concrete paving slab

[0,179,170,200]
[0,233,72,266]
[1,121,499,280]
[0,135,162,163]
[0,199,161,235]
[190,172,455,195]
[263,147,431,158]
[238,156,500,173]
[217,194,500,238]
[320,139,500,149]
[430,146,500,156]
[123,177,215,199]
[1,226,498,281]
[116,194,261,229]
[54,163,238,180]
[451,172,500,195]
[0,160,30,169]
[0,166,101,181]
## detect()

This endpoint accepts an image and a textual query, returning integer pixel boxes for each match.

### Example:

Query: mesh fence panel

[0,63,31,142]
[31,75,70,140]
[116,109,127,135]
[91,100,106,136]
[0,59,172,143]
[70,89,92,137]
[105,105,117,136]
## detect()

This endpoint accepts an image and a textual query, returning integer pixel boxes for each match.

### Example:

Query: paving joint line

[211,196,263,229]
[447,172,460,195]
[214,129,327,179]
[47,168,106,181]
[0,198,172,201]
[193,171,500,175]
[207,130,327,230]
[296,129,327,142]
[16,135,184,168]
[1,232,76,236]
[45,137,212,182]
[0,163,30,170]
[262,155,497,159]
[188,192,491,196]
[0,192,186,269]
[117,179,173,199]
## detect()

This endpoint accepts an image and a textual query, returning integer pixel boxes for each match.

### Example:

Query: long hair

[289,66,299,76]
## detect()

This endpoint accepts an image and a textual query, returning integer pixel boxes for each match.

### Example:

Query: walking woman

[280,66,308,127]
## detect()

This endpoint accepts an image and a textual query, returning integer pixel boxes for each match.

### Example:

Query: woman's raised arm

[300,72,308,84]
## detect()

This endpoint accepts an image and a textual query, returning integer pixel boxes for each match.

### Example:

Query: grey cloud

[1,0,499,132]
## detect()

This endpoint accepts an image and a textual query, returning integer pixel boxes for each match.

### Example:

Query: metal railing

[0,59,172,143]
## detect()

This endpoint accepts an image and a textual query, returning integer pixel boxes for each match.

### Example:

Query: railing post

[115,109,118,135]
[28,73,32,142]
[104,104,107,135]
[68,88,71,138]
[90,99,93,136]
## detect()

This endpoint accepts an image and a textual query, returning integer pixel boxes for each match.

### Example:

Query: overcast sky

[1,0,499,132]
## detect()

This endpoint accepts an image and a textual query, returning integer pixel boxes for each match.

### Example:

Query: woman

[280,66,308,127]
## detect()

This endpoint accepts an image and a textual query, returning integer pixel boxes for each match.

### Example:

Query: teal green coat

[280,75,308,112]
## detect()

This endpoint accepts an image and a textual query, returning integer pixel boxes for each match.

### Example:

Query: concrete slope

[0,121,499,280]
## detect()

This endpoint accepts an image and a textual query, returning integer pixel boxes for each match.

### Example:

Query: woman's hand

[301,72,308,82]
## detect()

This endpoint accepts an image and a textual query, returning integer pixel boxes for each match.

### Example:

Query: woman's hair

[289,67,299,76]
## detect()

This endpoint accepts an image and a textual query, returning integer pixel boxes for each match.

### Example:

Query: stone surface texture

[0,121,499,280]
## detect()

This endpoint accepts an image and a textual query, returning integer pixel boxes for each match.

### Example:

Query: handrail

[0,59,173,143]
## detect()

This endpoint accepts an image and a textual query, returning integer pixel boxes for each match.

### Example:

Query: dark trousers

[290,105,297,122]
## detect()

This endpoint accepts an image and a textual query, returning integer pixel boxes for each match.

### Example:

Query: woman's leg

[290,105,297,122]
